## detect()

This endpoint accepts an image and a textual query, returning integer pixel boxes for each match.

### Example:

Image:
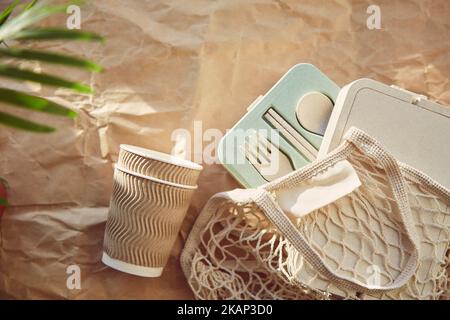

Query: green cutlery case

[218,63,340,188]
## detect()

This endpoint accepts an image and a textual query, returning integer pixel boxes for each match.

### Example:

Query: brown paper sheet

[0,0,449,299]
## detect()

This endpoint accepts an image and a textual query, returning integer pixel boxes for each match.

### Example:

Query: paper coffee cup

[118,145,202,187]
[102,164,198,278]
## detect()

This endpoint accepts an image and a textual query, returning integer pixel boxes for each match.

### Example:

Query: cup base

[102,252,163,278]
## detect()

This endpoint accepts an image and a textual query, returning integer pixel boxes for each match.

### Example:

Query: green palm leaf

[0,65,92,93]
[12,28,104,42]
[0,0,102,133]
[0,0,21,27]
[23,0,38,12]
[0,110,55,132]
[0,48,103,72]
[0,88,76,117]
[0,2,68,41]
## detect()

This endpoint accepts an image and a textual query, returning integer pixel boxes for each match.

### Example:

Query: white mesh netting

[181,129,449,300]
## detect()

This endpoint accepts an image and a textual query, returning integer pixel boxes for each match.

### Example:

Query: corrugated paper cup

[102,147,202,278]
[118,145,202,186]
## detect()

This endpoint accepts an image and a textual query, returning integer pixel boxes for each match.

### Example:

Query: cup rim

[120,144,203,171]
[102,252,163,278]
[115,165,198,190]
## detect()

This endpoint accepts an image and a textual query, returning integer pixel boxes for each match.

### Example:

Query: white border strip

[102,252,163,278]
[115,165,198,190]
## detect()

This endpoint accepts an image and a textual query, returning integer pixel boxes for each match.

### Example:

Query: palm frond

[0,88,77,117]
[12,27,104,42]
[0,2,68,42]
[0,0,21,27]
[0,0,103,133]
[24,0,39,11]
[0,65,92,93]
[0,110,55,132]
[0,48,102,72]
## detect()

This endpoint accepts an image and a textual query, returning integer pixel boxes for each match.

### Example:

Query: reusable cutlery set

[218,64,339,187]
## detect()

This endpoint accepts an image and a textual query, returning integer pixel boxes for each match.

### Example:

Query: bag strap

[254,128,421,294]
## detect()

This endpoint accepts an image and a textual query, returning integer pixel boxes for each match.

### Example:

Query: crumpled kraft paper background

[0,0,449,299]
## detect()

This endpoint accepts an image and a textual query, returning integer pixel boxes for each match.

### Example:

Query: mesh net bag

[180,128,450,300]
